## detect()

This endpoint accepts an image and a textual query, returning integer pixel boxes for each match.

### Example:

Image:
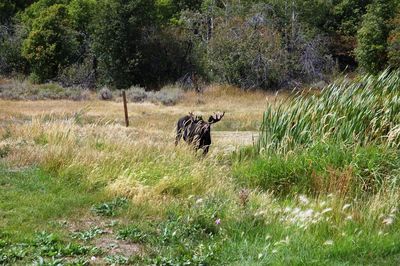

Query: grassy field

[1,75,400,265]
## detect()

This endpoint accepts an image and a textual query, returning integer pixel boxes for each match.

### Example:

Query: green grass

[234,143,400,195]
[259,69,400,153]
[0,166,108,242]
[1,69,400,264]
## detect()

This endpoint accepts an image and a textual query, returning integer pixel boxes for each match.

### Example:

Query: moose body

[175,112,225,155]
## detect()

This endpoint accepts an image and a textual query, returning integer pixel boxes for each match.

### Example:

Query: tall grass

[259,70,400,154]
[2,82,400,264]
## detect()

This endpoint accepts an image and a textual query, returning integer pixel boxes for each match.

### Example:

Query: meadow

[1,71,400,265]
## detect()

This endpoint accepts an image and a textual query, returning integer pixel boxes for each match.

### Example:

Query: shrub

[388,12,400,68]
[57,57,96,88]
[234,143,400,195]
[21,4,78,83]
[182,3,334,90]
[124,85,183,105]
[98,86,113,101]
[147,85,183,106]
[0,24,27,75]
[91,0,156,89]
[126,86,147,102]
[0,79,90,100]
[356,0,398,73]
[91,197,128,216]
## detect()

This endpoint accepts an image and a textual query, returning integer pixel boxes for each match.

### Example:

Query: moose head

[175,111,225,155]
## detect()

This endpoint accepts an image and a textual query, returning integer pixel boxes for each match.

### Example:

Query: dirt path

[212,130,258,147]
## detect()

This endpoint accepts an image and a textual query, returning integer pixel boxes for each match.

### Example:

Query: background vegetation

[1,0,400,265]
[1,71,400,264]
[1,0,399,91]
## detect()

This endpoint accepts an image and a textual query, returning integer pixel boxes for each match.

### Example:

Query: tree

[388,11,400,68]
[356,0,398,73]
[92,0,156,89]
[0,0,36,23]
[0,24,27,74]
[22,4,78,82]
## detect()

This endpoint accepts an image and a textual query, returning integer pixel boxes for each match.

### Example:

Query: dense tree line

[0,0,399,90]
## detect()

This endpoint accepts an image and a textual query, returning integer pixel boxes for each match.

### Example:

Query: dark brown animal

[175,112,225,155]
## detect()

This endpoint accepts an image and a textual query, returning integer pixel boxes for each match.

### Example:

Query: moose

[175,112,225,155]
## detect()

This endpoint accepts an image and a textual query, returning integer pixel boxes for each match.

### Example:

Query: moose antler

[208,111,225,124]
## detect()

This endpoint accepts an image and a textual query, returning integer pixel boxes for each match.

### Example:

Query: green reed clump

[259,69,400,154]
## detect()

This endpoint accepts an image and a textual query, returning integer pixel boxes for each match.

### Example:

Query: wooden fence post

[122,90,129,127]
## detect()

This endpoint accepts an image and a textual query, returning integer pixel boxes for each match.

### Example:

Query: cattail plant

[258,69,400,154]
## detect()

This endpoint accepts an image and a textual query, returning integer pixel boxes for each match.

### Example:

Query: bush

[0,24,27,75]
[91,0,156,89]
[356,1,398,73]
[147,86,183,106]
[57,57,96,88]
[21,4,78,83]
[0,79,90,100]
[98,86,113,100]
[125,85,183,105]
[388,12,400,68]
[126,86,147,102]
[182,3,334,90]
[234,143,400,195]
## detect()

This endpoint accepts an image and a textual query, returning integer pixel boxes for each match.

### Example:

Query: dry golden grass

[0,85,281,146]
[0,85,277,208]
[1,84,398,230]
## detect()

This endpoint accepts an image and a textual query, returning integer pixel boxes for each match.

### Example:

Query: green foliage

[92,0,156,89]
[67,0,96,31]
[331,0,372,35]
[0,79,89,100]
[0,144,10,158]
[21,4,78,82]
[91,197,128,217]
[18,0,68,29]
[72,227,104,241]
[388,12,400,68]
[0,24,27,75]
[205,14,287,89]
[1,0,400,89]
[117,226,148,243]
[183,1,335,90]
[259,70,400,153]
[0,167,107,240]
[234,143,400,195]
[105,255,129,265]
[356,0,398,73]
[156,0,202,24]
[0,0,35,23]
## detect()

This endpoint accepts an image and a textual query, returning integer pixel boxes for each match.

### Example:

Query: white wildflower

[284,207,292,213]
[322,208,333,214]
[274,236,290,246]
[196,198,203,204]
[382,217,394,225]
[342,204,351,211]
[345,215,353,221]
[323,240,334,246]
[292,208,301,215]
[299,195,310,205]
